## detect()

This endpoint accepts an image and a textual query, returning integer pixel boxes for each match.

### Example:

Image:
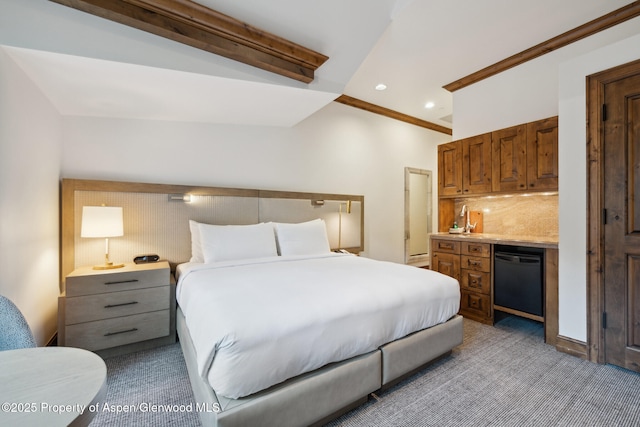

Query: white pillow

[189,220,204,263]
[274,219,331,256]
[198,222,278,263]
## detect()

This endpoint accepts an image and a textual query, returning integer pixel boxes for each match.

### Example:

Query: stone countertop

[431,232,558,249]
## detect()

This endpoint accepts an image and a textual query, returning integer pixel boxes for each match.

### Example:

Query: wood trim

[335,95,453,136]
[556,335,589,359]
[49,0,328,83]
[586,69,606,364]
[544,248,559,347]
[60,178,365,280]
[493,305,544,323]
[444,1,640,92]
[586,58,640,364]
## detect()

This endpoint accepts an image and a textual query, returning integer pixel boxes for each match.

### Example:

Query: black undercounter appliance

[493,245,544,317]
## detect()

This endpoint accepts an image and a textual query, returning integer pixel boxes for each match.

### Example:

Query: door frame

[586,58,640,364]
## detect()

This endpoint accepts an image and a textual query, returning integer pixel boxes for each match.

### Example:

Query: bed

[176,219,462,427]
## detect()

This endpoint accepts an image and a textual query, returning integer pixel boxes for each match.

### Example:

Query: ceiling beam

[49,0,328,83]
[444,0,640,92]
[335,95,452,136]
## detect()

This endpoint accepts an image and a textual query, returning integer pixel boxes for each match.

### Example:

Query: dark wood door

[462,133,492,194]
[438,141,462,196]
[491,124,526,192]
[526,117,558,190]
[604,72,640,372]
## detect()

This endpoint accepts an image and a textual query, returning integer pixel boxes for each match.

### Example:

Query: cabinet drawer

[460,270,491,294]
[461,255,490,272]
[432,240,460,254]
[64,286,170,325]
[65,310,169,351]
[66,263,169,297]
[461,242,490,257]
[460,290,491,320]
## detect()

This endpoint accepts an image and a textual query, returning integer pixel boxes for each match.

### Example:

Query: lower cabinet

[432,238,493,324]
[431,237,559,344]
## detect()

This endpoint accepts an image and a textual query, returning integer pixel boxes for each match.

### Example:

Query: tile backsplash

[454,193,558,238]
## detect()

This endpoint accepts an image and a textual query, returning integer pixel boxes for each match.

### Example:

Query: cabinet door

[460,270,491,294]
[526,116,558,190]
[460,290,492,321]
[438,141,462,196]
[431,252,460,280]
[462,133,492,194]
[492,124,526,192]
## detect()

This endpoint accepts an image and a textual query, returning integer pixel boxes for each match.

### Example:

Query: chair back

[0,296,36,350]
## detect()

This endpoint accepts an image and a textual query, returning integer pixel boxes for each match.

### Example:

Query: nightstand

[58,261,176,357]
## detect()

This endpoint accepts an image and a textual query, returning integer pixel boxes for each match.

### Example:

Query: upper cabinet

[438,133,492,196]
[438,116,558,198]
[463,133,493,194]
[491,124,527,192]
[526,116,558,190]
[438,140,462,196]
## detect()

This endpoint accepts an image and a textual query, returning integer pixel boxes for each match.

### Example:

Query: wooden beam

[443,1,640,92]
[335,95,453,135]
[49,0,328,83]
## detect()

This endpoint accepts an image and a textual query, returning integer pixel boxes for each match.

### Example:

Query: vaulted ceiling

[1,0,637,130]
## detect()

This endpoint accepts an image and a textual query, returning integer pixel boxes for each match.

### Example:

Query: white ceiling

[2,0,636,130]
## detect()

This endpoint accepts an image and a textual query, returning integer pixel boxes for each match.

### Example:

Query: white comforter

[176,253,460,399]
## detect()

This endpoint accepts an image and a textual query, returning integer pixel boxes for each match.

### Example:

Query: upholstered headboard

[60,179,364,283]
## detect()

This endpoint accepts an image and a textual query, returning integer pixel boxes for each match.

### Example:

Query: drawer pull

[439,243,454,250]
[104,328,138,337]
[104,301,139,308]
[468,260,481,267]
[104,279,139,285]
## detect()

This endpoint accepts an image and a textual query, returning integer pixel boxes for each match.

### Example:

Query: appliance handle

[495,253,520,263]
[518,255,541,264]
[495,253,541,264]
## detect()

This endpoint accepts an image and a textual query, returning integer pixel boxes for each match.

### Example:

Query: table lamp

[81,206,125,270]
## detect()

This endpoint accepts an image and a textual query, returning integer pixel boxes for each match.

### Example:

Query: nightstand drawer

[66,263,169,297]
[64,286,170,325]
[65,310,170,351]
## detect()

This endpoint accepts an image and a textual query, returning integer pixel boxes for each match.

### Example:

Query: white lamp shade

[81,206,124,238]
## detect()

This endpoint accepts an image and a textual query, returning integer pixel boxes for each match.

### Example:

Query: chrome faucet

[460,205,476,233]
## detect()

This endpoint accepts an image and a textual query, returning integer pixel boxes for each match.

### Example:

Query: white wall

[557,33,640,341]
[0,50,62,345]
[451,17,640,342]
[62,103,450,263]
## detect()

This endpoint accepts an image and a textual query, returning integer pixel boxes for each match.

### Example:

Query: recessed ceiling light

[424,101,435,109]
[375,83,387,91]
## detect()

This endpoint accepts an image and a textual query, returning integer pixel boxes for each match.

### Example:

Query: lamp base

[92,262,125,270]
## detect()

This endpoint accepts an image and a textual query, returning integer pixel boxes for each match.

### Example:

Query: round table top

[0,347,107,427]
